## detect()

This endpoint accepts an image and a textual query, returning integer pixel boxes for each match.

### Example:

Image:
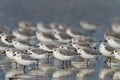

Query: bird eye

[6,49,9,51]
[114,50,117,53]
[61,46,64,48]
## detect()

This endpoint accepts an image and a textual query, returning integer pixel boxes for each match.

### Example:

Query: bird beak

[104,40,107,42]
[36,45,39,48]
[13,54,16,56]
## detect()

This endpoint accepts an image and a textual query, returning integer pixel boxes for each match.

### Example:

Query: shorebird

[36,31,56,43]
[12,39,32,50]
[54,32,72,43]
[66,27,83,37]
[36,22,52,33]
[71,42,93,50]
[99,42,114,63]
[18,21,36,31]
[37,42,57,52]
[2,48,18,68]
[26,47,51,67]
[104,31,120,40]
[0,33,16,45]
[59,45,77,52]
[13,51,36,73]
[50,23,68,33]
[72,36,98,48]
[111,22,120,33]
[53,48,79,68]
[12,28,35,41]
[79,20,100,31]
[77,46,100,67]
[106,36,120,48]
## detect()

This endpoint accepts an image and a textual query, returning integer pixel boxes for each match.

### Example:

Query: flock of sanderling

[0,21,120,80]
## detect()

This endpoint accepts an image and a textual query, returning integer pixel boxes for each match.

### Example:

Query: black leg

[62,61,64,69]
[47,54,49,63]
[87,59,89,67]
[65,61,68,68]
[14,62,17,69]
[69,60,71,67]
[23,66,26,74]
[36,59,39,68]
[109,57,111,68]
[96,57,99,63]
[104,57,109,63]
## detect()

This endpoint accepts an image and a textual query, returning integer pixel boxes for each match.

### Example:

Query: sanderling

[77,46,100,67]
[2,48,18,68]
[72,36,98,48]
[12,39,32,50]
[54,32,72,43]
[26,47,50,67]
[13,51,36,73]
[36,31,56,43]
[111,22,120,33]
[66,27,83,37]
[59,45,77,52]
[36,22,52,33]
[99,42,114,63]
[104,31,120,40]
[50,23,68,33]
[106,36,120,48]
[71,41,93,49]
[18,21,36,31]
[0,33,16,45]
[79,20,99,31]
[12,28,35,41]
[37,42,57,52]
[53,48,79,68]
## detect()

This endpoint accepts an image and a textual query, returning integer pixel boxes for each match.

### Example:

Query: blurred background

[0,0,120,28]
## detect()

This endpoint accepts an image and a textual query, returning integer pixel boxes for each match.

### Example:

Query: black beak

[94,47,97,49]
[36,45,39,48]
[13,54,16,56]
[104,40,107,42]
[69,40,72,43]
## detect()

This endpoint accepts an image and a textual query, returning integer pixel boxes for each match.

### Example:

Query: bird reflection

[76,68,96,80]
[53,67,76,80]
[99,67,117,80]
[113,70,120,80]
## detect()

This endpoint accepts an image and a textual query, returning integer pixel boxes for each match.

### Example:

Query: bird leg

[68,60,71,67]
[47,54,50,63]
[65,61,68,68]
[104,57,110,63]
[62,61,65,69]
[87,59,89,67]
[23,66,26,74]
[36,59,39,68]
